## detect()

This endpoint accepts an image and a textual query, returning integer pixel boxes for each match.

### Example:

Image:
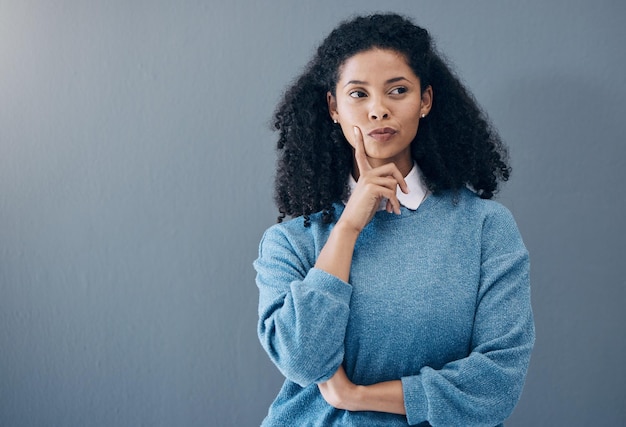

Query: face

[327,48,432,176]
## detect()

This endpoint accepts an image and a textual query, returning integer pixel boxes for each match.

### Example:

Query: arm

[401,225,534,426]
[256,126,408,387]
[255,227,354,386]
[316,126,410,412]
[316,126,408,282]
[318,365,406,415]
[320,206,535,426]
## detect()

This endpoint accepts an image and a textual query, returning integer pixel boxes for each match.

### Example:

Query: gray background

[1,1,624,426]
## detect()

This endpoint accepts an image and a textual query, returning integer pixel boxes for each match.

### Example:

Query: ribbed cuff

[401,373,429,426]
[302,267,352,302]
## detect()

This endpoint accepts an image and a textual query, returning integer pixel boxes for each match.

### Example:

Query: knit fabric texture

[254,189,535,426]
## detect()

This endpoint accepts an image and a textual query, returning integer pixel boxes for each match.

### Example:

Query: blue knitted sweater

[254,189,534,426]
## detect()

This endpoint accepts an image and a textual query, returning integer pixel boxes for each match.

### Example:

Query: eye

[349,90,367,98]
[390,87,408,95]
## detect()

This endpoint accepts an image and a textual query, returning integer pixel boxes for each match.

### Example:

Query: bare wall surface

[1,1,624,425]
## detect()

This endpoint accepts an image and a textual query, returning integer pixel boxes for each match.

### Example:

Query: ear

[420,85,433,117]
[327,91,339,122]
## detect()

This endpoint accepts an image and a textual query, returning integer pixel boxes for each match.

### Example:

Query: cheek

[401,118,420,143]
[336,104,363,145]
[411,122,421,140]
[339,123,356,148]
[402,106,422,134]
[337,107,358,123]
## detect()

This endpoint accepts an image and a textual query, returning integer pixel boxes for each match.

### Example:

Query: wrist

[336,382,363,412]
[351,380,406,415]
[334,218,363,239]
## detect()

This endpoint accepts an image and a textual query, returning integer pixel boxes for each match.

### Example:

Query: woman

[254,13,534,426]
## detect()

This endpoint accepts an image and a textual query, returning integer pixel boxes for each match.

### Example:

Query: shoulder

[456,188,513,214]
[257,210,333,261]
[436,188,517,226]
[454,189,526,256]
[433,189,524,249]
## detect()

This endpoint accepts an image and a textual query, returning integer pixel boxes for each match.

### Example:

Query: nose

[369,97,390,120]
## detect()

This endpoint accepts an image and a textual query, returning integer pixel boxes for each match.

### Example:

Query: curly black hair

[273,13,510,225]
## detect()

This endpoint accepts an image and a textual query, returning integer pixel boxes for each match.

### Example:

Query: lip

[368,127,397,142]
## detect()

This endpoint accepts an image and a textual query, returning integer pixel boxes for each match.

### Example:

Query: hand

[339,127,409,233]
[318,365,358,411]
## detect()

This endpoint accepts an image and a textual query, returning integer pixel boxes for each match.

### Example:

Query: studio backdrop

[1,1,624,426]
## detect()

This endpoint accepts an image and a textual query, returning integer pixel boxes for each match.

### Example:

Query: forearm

[314,220,360,282]
[319,367,406,415]
[256,226,354,387]
[352,380,406,415]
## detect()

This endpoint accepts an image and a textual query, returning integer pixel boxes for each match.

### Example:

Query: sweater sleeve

[254,225,353,387]
[401,206,535,427]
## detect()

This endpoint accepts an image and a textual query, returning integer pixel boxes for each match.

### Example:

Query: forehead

[337,48,415,82]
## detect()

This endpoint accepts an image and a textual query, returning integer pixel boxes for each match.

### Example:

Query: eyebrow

[343,76,410,88]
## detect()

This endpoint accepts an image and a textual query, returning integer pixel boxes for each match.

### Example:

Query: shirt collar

[347,162,429,211]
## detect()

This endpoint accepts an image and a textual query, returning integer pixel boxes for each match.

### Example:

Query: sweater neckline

[333,191,444,222]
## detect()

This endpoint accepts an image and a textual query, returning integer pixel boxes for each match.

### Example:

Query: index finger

[353,126,371,175]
